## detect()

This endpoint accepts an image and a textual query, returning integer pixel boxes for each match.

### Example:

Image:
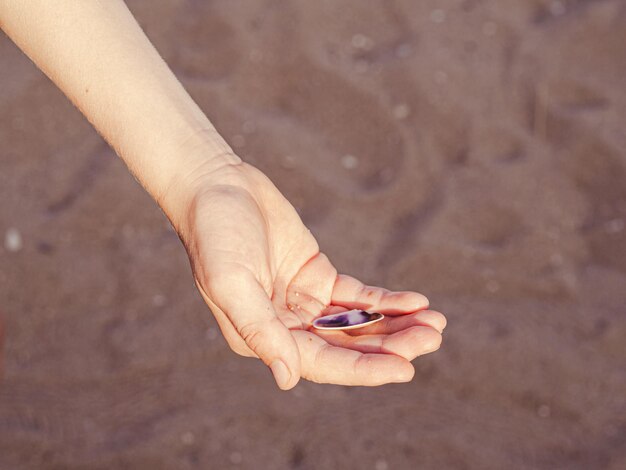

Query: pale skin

[0,1,446,389]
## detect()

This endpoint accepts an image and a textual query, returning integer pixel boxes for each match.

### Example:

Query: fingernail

[270,360,291,389]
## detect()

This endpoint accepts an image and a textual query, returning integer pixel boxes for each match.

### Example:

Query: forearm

[0,0,238,217]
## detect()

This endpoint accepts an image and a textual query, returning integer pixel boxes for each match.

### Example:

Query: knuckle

[353,354,374,380]
[238,321,269,353]
[309,343,331,384]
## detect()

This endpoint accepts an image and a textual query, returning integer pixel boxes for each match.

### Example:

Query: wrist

[156,127,242,229]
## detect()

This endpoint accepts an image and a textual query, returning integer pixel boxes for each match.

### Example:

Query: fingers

[292,330,415,386]
[312,326,442,361]
[203,269,302,390]
[346,310,447,335]
[331,274,429,315]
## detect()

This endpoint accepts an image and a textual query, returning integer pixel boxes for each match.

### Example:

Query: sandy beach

[1,0,625,468]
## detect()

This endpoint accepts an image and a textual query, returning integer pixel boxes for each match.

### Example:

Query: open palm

[178,161,445,389]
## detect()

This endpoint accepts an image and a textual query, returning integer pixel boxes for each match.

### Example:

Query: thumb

[211,270,301,390]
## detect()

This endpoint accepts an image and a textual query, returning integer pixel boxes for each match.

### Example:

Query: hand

[0,0,446,390]
[170,158,446,390]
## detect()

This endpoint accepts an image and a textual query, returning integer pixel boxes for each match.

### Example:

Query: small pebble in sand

[393,103,410,120]
[537,404,551,418]
[549,1,566,16]
[430,9,446,24]
[486,280,500,293]
[152,294,166,307]
[560,271,577,293]
[351,33,373,51]
[231,134,246,148]
[4,228,23,252]
[482,21,498,36]
[605,218,624,234]
[279,155,297,170]
[375,459,389,470]
[180,431,195,445]
[229,451,243,464]
[341,154,359,170]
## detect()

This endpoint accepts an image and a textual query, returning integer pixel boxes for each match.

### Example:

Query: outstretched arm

[0,0,445,390]
[0,0,234,220]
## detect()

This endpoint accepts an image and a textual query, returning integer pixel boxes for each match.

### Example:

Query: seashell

[312,309,384,330]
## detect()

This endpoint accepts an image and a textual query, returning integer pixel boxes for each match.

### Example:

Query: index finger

[331,274,429,315]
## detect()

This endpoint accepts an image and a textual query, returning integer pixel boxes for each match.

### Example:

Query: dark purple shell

[312,310,384,330]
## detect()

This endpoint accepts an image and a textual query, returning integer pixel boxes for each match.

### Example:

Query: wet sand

[1,1,625,468]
